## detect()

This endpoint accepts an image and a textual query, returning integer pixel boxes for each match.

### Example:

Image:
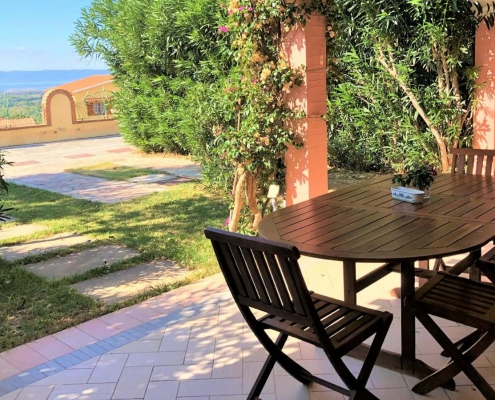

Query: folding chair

[433,148,495,273]
[412,271,495,399]
[205,227,393,400]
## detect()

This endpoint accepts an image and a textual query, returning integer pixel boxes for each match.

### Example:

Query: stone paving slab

[0,224,44,239]
[71,260,189,304]
[7,173,168,203]
[128,174,177,184]
[0,233,92,261]
[158,166,202,179]
[22,245,140,279]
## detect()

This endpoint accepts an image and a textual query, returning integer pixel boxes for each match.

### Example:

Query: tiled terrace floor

[1,255,495,400]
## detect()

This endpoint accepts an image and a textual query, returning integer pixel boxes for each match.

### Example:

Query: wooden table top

[258,175,495,262]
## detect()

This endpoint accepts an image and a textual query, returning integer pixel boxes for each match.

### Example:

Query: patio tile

[211,355,242,379]
[17,385,54,400]
[0,389,21,400]
[110,340,160,354]
[47,383,116,400]
[53,327,98,350]
[151,364,212,381]
[77,319,123,340]
[0,224,46,240]
[243,362,275,394]
[126,351,185,367]
[115,305,164,323]
[309,392,345,400]
[0,357,20,380]
[445,385,486,399]
[89,354,128,383]
[144,381,179,400]
[273,375,310,400]
[0,345,48,372]
[177,378,243,397]
[112,367,152,399]
[32,369,92,385]
[184,338,216,365]
[70,357,101,370]
[369,388,415,400]
[98,313,142,332]
[26,336,73,360]
[370,366,407,389]
[159,327,191,352]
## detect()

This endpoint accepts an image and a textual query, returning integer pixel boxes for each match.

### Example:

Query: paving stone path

[7,173,168,204]
[22,245,140,279]
[72,260,189,304]
[0,224,45,240]
[0,233,92,261]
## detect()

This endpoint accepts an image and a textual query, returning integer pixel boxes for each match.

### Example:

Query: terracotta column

[474,23,495,149]
[283,12,328,206]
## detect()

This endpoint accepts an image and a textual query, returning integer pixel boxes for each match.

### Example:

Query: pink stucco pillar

[283,13,328,206]
[474,23,495,149]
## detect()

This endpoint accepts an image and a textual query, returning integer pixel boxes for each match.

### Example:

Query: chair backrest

[451,148,495,176]
[204,227,316,327]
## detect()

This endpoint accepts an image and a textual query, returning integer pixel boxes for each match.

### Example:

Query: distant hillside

[0,70,110,91]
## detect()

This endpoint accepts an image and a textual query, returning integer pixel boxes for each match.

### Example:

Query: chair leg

[440,330,482,357]
[433,259,446,272]
[412,308,495,398]
[248,333,289,400]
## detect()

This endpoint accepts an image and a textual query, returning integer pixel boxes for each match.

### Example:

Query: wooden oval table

[258,175,495,379]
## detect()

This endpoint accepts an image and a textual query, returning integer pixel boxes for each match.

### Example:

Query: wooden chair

[433,148,495,273]
[204,227,393,400]
[412,271,495,399]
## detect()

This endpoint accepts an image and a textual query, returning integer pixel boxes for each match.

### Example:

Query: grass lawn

[65,162,166,181]
[0,181,227,351]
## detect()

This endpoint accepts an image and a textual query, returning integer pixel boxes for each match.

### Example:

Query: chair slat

[467,155,475,174]
[325,310,362,337]
[240,247,270,304]
[476,155,485,175]
[265,253,295,313]
[230,245,259,301]
[457,154,466,174]
[486,156,494,176]
[213,241,247,297]
[252,250,283,309]
[332,314,374,343]
[278,257,306,316]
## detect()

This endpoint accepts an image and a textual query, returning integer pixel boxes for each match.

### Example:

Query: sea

[0,81,67,92]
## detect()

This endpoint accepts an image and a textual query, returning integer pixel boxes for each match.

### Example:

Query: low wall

[0,89,120,147]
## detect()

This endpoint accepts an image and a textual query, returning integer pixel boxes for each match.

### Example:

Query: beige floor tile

[110,339,161,354]
[274,358,336,376]
[126,351,185,367]
[243,362,275,394]
[274,375,310,400]
[212,355,243,378]
[159,327,191,352]
[0,389,21,400]
[370,366,408,389]
[112,366,152,399]
[446,385,486,400]
[184,338,216,365]
[16,385,54,400]
[48,383,116,400]
[31,369,92,386]
[370,388,415,400]
[143,381,179,400]
[70,356,101,369]
[309,391,345,400]
[177,378,243,397]
[89,354,128,383]
[151,364,212,381]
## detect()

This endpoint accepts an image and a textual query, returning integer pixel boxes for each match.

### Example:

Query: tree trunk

[229,166,246,232]
[245,172,262,230]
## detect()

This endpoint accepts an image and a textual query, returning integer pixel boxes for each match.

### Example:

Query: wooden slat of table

[333,215,419,252]
[286,209,382,244]
[373,220,450,253]
[281,208,369,241]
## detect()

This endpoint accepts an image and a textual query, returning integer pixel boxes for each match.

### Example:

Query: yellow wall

[73,81,118,120]
[0,90,120,147]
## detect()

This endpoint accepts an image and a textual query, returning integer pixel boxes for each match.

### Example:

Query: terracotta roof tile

[47,75,113,94]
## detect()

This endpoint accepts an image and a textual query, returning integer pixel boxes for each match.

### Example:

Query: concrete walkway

[0,258,492,400]
[2,135,201,203]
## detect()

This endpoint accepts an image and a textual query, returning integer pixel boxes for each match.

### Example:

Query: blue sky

[0,1,108,71]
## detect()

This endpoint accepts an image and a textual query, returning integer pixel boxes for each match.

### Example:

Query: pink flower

[248,6,253,10]
[224,217,230,226]
[238,6,245,11]
[217,26,229,33]
[252,78,258,83]
[221,151,227,159]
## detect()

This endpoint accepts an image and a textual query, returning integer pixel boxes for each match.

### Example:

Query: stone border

[0,289,231,397]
